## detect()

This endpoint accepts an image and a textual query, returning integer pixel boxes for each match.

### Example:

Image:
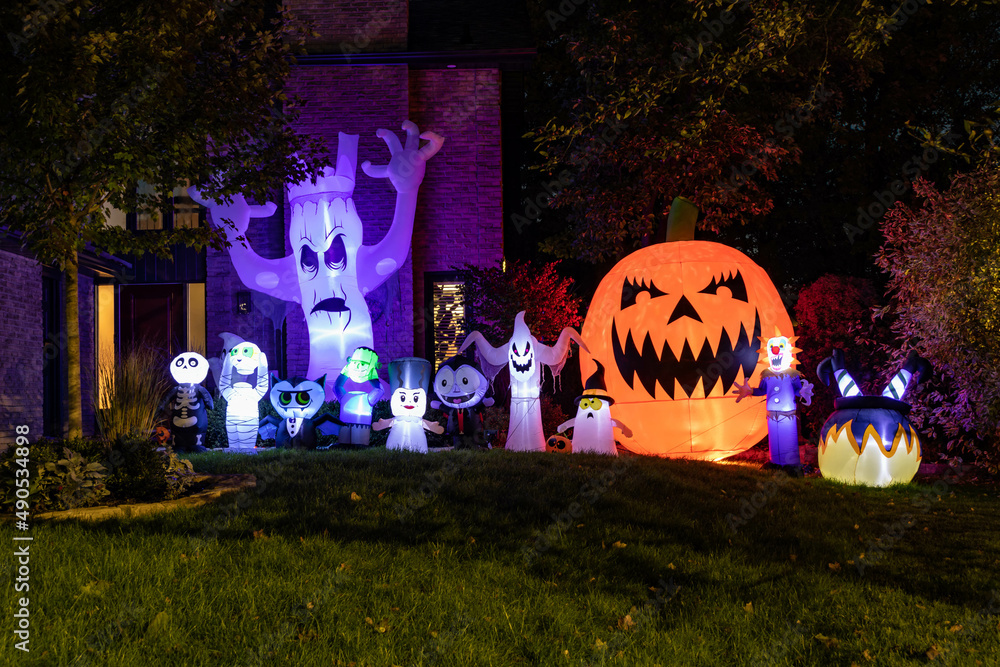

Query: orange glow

[581,241,793,460]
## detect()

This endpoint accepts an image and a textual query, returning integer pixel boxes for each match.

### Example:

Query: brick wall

[408,68,504,356]
[205,64,504,377]
[286,0,408,54]
[205,200,287,382]
[0,250,43,445]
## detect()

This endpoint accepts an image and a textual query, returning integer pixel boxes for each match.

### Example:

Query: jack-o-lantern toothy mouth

[612,311,761,399]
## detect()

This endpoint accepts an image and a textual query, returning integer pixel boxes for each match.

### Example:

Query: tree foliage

[525,0,894,263]
[0,0,328,436]
[0,0,327,261]
[877,169,1000,464]
[461,260,583,345]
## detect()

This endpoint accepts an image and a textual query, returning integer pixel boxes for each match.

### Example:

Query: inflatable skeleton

[162,352,213,452]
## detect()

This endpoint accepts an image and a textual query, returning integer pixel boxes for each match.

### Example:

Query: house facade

[0,0,533,444]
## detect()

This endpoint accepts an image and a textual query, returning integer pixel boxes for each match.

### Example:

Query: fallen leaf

[594,638,607,650]
[468,537,476,544]
[617,614,635,630]
[828,562,842,572]
[949,624,963,632]
[378,492,386,498]
[253,529,268,540]
[612,541,627,548]
[365,617,374,625]
[744,602,753,613]
[863,649,873,661]
[926,645,941,660]
[667,563,676,570]
[576,523,585,528]
[148,611,170,636]
[350,492,362,501]
[814,633,840,649]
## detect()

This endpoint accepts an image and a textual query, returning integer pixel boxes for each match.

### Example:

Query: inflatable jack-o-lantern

[546,434,572,453]
[581,197,792,460]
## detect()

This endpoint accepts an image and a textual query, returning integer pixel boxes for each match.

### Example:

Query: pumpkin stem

[665,196,699,242]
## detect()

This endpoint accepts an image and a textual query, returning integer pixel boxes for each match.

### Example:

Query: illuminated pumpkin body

[581,241,792,460]
[818,396,921,487]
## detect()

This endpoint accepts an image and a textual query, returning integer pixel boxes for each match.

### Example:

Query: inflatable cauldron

[818,395,921,487]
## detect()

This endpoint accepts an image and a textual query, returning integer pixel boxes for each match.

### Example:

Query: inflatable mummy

[373,357,444,453]
[459,311,587,452]
[220,341,269,450]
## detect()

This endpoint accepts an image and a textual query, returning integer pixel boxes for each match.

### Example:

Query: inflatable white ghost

[373,357,444,453]
[557,361,630,455]
[220,340,269,450]
[459,311,587,452]
[189,122,444,400]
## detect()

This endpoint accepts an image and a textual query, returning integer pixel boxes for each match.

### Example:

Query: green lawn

[6,449,1000,666]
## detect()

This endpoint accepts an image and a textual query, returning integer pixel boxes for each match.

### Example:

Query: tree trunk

[64,252,83,438]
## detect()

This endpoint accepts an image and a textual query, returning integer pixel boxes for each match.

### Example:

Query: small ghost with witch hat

[556,361,632,456]
[733,326,814,473]
[373,357,444,453]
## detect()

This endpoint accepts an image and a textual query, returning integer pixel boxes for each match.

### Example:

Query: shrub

[460,259,583,344]
[0,441,110,512]
[104,437,176,502]
[877,170,1000,466]
[94,346,171,443]
[43,450,110,509]
[793,274,882,437]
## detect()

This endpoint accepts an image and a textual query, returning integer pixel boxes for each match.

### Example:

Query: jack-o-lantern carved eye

[621,277,668,310]
[698,271,749,302]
